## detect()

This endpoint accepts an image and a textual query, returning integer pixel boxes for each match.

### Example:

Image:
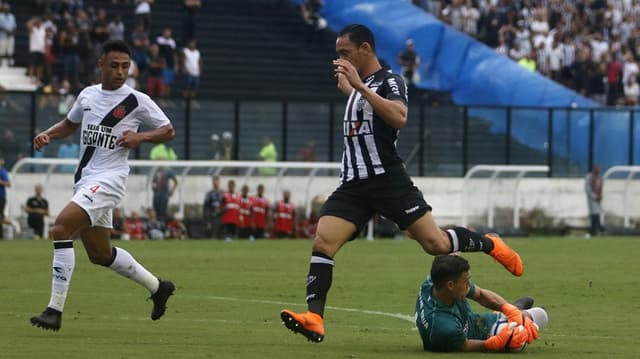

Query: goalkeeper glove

[501,303,539,343]
[485,322,529,352]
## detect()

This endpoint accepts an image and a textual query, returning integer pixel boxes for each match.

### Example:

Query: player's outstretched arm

[460,339,491,352]
[33,119,80,151]
[470,285,508,312]
[117,125,175,149]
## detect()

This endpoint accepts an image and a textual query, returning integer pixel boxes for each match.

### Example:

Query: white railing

[9,158,341,219]
[462,165,550,229]
[602,165,640,228]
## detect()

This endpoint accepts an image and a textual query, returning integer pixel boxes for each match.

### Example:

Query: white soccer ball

[491,320,528,353]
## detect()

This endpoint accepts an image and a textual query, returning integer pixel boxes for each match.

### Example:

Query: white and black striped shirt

[340,68,407,183]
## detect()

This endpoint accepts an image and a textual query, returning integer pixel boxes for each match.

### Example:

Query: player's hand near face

[333,59,363,92]
[117,130,142,148]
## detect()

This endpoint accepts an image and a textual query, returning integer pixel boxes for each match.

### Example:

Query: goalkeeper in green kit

[415,255,548,352]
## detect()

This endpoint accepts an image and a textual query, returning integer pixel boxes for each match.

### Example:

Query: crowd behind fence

[0,91,638,177]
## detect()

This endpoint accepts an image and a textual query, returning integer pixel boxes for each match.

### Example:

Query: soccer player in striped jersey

[30,40,176,331]
[281,24,524,343]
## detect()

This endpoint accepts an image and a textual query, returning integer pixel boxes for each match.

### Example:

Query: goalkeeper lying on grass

[415,254,548,352]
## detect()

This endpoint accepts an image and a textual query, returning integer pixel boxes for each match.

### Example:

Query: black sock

[306,251,334,317]
[446,227,494,254]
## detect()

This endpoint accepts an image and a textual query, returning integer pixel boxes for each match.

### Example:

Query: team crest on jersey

[356,98,367,111]
[113,105,127,119]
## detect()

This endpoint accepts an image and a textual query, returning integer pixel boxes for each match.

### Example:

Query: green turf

[1,237,639,358]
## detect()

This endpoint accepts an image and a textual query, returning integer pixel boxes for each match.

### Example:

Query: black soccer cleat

[30,307,62,331]
[149,279,175,320]
[512,296,534,310]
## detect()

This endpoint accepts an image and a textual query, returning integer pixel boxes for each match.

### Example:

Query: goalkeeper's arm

[471,285,539,343]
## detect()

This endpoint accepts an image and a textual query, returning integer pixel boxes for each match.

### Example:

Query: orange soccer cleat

[280,309,325,343]
[485,233,524,277]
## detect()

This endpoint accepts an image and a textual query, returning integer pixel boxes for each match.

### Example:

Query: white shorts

[72,180,123,228]
[0,36,14,56]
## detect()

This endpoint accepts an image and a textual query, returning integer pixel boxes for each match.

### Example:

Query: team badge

[113,105,127,119]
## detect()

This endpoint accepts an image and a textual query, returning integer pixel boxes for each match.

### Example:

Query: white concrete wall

[7,173,640,228]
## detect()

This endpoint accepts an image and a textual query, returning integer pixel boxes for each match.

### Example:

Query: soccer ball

[491,319,528,353]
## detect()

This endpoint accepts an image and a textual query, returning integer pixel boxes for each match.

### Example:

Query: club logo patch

[113,105,127,119]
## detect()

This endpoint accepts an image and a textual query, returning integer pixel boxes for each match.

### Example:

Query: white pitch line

[196,294,416,322]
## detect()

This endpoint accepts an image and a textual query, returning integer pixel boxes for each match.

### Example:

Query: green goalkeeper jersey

[415,276,498,352]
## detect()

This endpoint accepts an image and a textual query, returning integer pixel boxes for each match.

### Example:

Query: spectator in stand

[0,129,22,169]
[221,179,241,241]
[296,140,316,162]
[134,0,153,31]
[301,0,327,31]
[58,22,81,87]
[25,184,50,239]
[131,23,150,74]
[441,0,464,32]
[622,51,639,86]
[110,207,127,240]
[623,74,639,105]
[126,59,140,89]
[238,184,252,239]
[91,8,110,51]
[0,157,8,239]
[156,27,177,99]
[250,184,269,239]
[548,34,564,82]
[273,190,296,238]
[146,44,166,99]
[166,211,187,239]
[518,50,537,72]
[585,164,604,237]
[150,142,177,160]
[182,0,202,45]
[258,136,277,176]
[606,51,623,105]
[145,208,165,240]
[27,16,46,84]
[108,14,125,41]
[203,175,224,239]
[0,3,17,67]
[397,39,420,89]
[182,38,201,101]
[151,166,177,223]
[125,210,146,240]
[460,0,480,38]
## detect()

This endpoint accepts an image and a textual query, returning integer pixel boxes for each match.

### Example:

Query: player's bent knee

[311,234,340,257]
[48,224,73,241]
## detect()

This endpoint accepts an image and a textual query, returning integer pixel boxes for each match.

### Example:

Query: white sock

[47,240,75,312]
[109,247,160,294]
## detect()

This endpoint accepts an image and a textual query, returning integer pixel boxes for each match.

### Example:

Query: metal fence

[1,91,638,177]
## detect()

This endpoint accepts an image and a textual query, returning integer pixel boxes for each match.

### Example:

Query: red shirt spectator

[251,196,269,229]
[273,192,296,238]
[222,191,241,226]
[125,211,146,240]
[239,195,252,229]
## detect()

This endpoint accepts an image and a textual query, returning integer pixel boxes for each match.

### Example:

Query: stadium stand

[8,0,341,99]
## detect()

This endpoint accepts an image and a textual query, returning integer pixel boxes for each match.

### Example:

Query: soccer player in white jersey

[30,40,176,331]
[280,24,525,343]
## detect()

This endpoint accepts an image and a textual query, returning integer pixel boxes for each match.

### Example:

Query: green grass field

[1,237,639,358]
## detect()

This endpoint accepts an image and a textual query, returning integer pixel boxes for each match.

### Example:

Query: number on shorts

[89,185,100,193]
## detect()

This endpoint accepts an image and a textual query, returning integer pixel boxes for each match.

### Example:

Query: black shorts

[319,168,431,236]
[31,51,44,66]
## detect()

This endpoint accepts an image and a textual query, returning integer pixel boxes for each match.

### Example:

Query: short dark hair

[101,40,131,56]
[430,255,470,289]
[338,24,376,52]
